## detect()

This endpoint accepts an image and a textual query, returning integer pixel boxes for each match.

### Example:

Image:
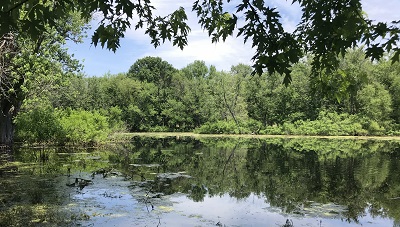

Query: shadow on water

[1,137,400,226]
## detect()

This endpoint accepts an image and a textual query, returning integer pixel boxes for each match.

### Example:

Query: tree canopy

[0,7,87,145]
[1,0,399,84]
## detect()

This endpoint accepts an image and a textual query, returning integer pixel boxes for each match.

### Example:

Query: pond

[1,136,400,226]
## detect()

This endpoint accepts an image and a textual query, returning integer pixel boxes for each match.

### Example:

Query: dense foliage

[2,1,400,145]
[14,101,110,145]
[0,10,87,145]
[13,49,399,143]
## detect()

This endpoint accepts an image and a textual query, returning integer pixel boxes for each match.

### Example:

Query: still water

[1,136,400,226]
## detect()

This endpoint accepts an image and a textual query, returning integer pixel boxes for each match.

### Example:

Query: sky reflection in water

[1,136,400,226]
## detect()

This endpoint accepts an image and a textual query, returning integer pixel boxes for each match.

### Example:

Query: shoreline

[113,132,400,141]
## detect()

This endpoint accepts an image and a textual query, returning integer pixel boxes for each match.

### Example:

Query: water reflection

[120,137,400,226]
[1,137,400,226]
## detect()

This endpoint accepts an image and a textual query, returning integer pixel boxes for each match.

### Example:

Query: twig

[5,0,31,13]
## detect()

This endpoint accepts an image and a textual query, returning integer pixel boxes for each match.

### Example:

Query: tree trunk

[0,33,22,146]
[0,99,18,146]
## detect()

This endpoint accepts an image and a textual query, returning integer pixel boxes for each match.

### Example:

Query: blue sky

[66,0,400,77]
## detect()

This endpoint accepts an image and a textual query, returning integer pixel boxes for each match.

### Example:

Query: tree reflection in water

[1,137,400,226]
[117,137,400,224]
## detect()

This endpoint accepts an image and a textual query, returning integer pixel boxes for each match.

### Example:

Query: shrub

[261,125,283,135]
[240,119,263,134]
[259,111,375,136]
[195,120,239,134]
[367,120,385,136]
[15,104,63,144]
[148,125,170,132]
[388,130,400,136]
[101,106,127,132]
[59,109,110,145]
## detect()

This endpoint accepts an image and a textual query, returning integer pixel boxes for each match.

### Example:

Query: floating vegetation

[301,202,348,218]
[1,137,400,226]
[129,163,161,168]
[158,205,174,212]
[157,172,192,180]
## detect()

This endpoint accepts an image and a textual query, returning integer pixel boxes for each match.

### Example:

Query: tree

[2,0,399,84]
[85,76,109,110]
[181,60,210,79]
[209,67,248,130]
[245,72,288,126]
[103,73,141,108]
[373,58,400,125]
[176,63,214,128]
[0,33,19,144]
[332,48,372,114]
[49,73,89,110]
[128,57,176,84]
[128,57,177,127]
[357,82,393,123]
[0,11,86,145]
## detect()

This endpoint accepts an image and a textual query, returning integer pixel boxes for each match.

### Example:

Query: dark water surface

[1,136,400,226]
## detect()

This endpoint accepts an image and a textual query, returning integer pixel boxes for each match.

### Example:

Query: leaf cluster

[2,0,400,78]
[1,0,191,52]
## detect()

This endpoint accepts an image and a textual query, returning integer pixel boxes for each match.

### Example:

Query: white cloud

[147,33,254,70]
[362,0,400,22]
[123,0,255,71]
[122,0,303,71]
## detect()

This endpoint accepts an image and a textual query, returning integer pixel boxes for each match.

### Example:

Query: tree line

[14,49,400,144]
[2,1,400,146]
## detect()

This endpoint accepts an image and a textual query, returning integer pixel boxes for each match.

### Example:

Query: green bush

[367,120,385,136]
[241,119,262,134]
[261,125,283,135]
[195,120,265,134]
[15,103,63,144]
[101,106,127,132]
[259,111,375,136]
[195,120,240,134]
[388,129,400,136]
[148,125,170,132]
[59,109,110,145]
[15,101,112,145]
